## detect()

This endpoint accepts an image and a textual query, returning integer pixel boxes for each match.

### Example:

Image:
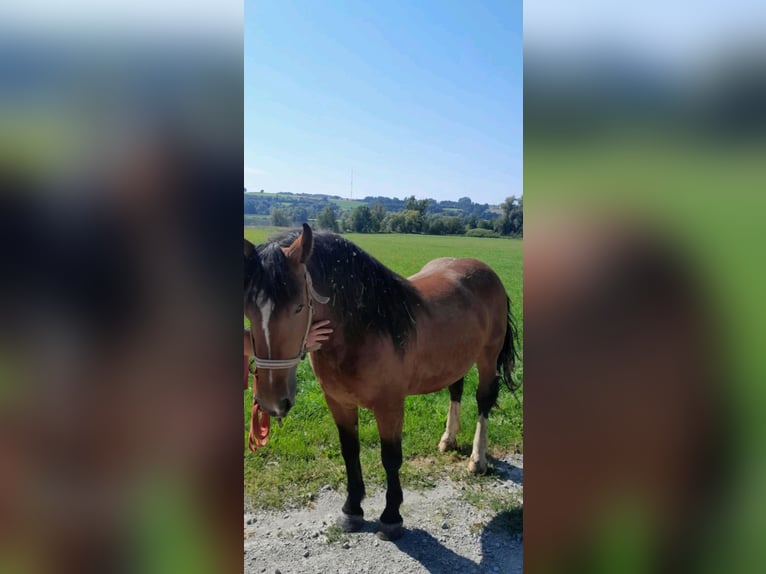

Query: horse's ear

[283,223,314,264]
[244,239,259,289]
[244,238,255,259]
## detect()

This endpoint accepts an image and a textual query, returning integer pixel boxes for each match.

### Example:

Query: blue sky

[245,1,522,205]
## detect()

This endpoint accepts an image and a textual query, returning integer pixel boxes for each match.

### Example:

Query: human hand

[306,319,333,352]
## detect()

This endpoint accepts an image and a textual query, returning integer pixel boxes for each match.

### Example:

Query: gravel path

[244,454,522,574]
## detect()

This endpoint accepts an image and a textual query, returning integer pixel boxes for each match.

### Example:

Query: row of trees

[356,195,495,219]
[247,191,497,221]
[271,195,522,237]
[245,193,336,220]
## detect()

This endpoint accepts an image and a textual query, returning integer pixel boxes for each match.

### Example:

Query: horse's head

[244,224,325,418]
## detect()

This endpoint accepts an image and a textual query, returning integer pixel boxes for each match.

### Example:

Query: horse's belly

[410,357,476,395]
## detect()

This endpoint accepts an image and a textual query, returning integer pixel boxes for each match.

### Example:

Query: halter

[249,264,329,371]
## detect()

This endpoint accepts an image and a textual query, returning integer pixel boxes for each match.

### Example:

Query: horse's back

[408,257,505,304]
[409,256,489,279]
[401,257,509,394]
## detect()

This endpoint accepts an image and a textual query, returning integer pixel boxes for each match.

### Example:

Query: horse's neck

[311,303,332,324]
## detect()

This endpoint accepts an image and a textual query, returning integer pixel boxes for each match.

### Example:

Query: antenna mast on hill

[350,169,354,200]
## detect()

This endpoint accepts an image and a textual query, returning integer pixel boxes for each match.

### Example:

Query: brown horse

[244,224,518,540]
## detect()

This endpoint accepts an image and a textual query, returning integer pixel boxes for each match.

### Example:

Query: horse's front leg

[325,394,366,532]
[373,401,405,541]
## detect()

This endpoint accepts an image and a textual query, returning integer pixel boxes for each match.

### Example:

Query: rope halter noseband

[249,264,329,371]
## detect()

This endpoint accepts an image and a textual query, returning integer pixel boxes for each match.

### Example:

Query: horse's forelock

[248,240,301,313]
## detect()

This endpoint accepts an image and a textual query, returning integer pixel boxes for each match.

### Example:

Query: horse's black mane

[245,241,300,311]
[266,229,425,351]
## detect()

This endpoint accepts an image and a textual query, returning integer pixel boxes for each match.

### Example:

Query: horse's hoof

[438,437,457,453]
[376,521,404,541]
[468,458,487,474]
[337,512,365,532]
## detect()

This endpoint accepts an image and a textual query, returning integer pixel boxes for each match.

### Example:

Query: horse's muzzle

[258,397,293,419]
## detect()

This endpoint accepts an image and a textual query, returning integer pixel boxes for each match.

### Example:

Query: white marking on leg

[469,415,488,473]
[447,401,460,436]
[439,401,461,452]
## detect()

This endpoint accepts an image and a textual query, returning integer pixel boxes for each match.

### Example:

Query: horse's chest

[311,351,404,408]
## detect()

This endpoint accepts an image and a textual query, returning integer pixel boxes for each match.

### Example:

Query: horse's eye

[295,304,304,314]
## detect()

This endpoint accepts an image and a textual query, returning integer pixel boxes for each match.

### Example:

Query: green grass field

[244,228,523,509]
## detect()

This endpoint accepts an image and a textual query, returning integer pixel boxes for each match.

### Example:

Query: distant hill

[244,190,522,238]
[244,191,498,219]
[244,191,364,217]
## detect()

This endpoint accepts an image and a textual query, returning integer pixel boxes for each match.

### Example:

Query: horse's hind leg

[469,363,501,474]
[373,401,405,541]
[439,378,464,453]
[325,395,366,532]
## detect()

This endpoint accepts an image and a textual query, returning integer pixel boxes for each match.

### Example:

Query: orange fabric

[248,402,270,451]
[244,356,270,451]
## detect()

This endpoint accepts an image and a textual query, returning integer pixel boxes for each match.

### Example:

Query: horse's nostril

[280,398,292,414]
[261,399,292,418]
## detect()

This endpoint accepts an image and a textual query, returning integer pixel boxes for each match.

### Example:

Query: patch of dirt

[244,453,522,574]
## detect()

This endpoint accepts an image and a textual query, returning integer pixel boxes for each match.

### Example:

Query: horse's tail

[497,295,520,394]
